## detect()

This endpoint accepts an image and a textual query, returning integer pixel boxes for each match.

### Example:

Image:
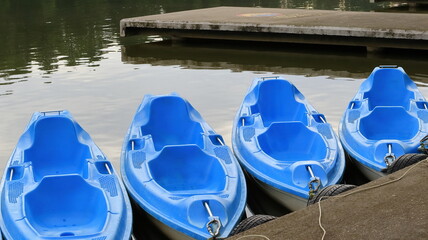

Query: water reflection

[0,0,412,83]
[121,41,428,81]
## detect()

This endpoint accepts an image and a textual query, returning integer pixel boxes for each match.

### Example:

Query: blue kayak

[232,77,345,211]
[0,111,132,240]
[339,66,428,180]
[121,94,247,239]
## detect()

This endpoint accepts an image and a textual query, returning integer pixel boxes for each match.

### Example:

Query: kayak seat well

[258,122,327,161]
[359,107,419,140]
[141,96,204,151]
[363,69,415,110]
[25,175,107,237]
[251,80,308,127]
[24,117,90,182]
[149,145,226,193]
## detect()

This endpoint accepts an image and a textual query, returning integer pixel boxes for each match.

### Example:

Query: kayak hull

[121,94,247,239]
[339,66,428,180]
[255,178,306,211]
[0,111,132,240]
[233,77,345,212]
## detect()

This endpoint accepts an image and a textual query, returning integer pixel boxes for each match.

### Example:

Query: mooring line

[235,234,271,240]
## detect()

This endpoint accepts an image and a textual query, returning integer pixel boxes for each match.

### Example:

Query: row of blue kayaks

[0,66,426,239]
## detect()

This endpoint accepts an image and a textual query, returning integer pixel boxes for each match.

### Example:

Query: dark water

[1,0,424,84]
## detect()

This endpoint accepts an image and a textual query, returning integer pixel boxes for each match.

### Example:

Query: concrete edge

[120,20,428,40]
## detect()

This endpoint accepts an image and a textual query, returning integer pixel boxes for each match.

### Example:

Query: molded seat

[258,122,327,161]
[148,145,226,193]
[25,175,107,237]
[359,107,419,140]
[24,117,90,182]
[363,69,415,110]
[141,96,204,151]
[251,80,308,127]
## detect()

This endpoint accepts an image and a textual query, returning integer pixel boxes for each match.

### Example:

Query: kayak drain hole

[60,232,75,237]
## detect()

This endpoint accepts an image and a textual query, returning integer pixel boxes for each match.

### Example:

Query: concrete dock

[228,160,428,240]
[120,7,428,50]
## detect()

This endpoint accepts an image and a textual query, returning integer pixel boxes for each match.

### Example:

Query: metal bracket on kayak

[105,163,112,174]
[379,65,398,68]
[384,144,396,167]
[418,135,428,154]
[261,76,279,80]
[204,202,221,238]
[9,168,14,181]
[307,166,322,199]
[41,110,62,116]
[216,137,225,146]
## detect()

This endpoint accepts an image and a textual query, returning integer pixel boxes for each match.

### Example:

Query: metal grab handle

[105,163,112,175]
[261,76,279,80]
[379,65,398,68]
[9,168,14,181]
[384,144,395,167]
[204,202,221,238]
[41,110,62,116]
[307,166,322,199]
[216,137,225,146]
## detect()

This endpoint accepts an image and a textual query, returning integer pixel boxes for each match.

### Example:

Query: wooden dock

[120,7,428,50]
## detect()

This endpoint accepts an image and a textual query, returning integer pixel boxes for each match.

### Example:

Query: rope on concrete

[317,159,428,240]
[235,234,271,240]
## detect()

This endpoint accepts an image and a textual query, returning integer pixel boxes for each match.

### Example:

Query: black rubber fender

[229,215,276,236]
[386,153,427,174]
[307,184,356,206]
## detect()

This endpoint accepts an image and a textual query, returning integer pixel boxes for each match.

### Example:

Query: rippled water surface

[1,0,428,174]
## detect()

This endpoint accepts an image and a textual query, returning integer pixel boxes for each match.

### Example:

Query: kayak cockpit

[359,107,419,140]
[250,79,308,126]
[148,145,226,193]
[363,69,415,110]
[24,117,90,181]
[25,175,107,237]
[257,122,327,161]
[140,96,204,151]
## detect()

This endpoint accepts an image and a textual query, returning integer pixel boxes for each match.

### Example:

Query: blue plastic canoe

[121,94,247,240]
[339,66,428,180]
[232,77,345,211]
[0,111,132,240]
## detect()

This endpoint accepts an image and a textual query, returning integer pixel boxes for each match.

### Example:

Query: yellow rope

[235,235,271,240]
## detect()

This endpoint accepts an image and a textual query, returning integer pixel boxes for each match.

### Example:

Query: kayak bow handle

[384,144,396,167]
[204,202,221,238]
[307,166,322,199]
